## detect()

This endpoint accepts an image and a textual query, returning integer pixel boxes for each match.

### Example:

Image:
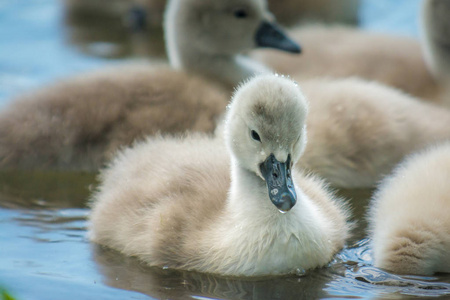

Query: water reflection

[0,205,151,300]
[329,239,450,298]
[63,6,167,59]
[0,171,96,209]
[92,244,330,300]
[0,0,108,106]
[336,188,373,243]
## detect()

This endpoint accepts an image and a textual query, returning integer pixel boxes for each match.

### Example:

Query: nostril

[273,172,278,178]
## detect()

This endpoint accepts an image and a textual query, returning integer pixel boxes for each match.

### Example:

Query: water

[1,172,449,299]
[1,0,450,299]
[0,0,165,107]
[0,0,102,107]
[359,0,422,37]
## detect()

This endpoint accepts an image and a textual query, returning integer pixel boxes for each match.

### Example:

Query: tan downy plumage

[4,0,450,191]
[267,0,359,25]
[89,74,351,277]
[4,67,450,189]
[0,0,299,171]
[212,75,450,189]
[368,142,450,275]
[0,66,228,170]
[253,0,450,105]
[64,0,359,30]
[298,77,450,188]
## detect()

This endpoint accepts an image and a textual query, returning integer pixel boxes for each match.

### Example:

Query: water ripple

[325,239,450,298]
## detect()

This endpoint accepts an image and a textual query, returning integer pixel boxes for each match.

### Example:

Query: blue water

[0,207,150,300]
[1,1,450,299]
[0,0,110,107]
[359,0,421,37]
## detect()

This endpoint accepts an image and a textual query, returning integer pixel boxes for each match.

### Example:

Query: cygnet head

[165,0,300,66]
[421,0,450,80]
[225,74,308,212]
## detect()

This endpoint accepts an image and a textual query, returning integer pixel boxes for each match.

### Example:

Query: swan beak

[255,21,301,54]
[260,154,297,212]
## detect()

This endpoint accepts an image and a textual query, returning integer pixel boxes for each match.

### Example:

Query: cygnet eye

[251,130,261,142]
[233,8,248,19]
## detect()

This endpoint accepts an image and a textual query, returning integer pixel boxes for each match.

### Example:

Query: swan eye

[234,9,248,19]
[251,130,261,142]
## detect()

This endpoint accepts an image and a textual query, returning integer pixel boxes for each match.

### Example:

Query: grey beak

[260,154,297,212]
[255,21,301,54]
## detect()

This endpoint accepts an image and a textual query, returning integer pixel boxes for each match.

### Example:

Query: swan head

[164,0,300,58]
[421,0,450,81]
[225,74,308,212]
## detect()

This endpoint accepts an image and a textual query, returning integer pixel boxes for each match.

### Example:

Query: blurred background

[0,0,421,107]
[0,0,450,300]
[3,1,450,300]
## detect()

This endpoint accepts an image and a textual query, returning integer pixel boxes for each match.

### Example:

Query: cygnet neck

[228,157,274,215]
[167,41,272,88]
[225,156,332,253]
[164,8,271,88]
[227,156,306,222]
[420,0,450,83]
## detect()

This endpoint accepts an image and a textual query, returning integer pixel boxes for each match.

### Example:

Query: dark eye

[251,130,261,142]
[234,9,248,19]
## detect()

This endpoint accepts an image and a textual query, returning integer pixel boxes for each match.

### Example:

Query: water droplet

[271,188,279,195]
[295,268,306,277]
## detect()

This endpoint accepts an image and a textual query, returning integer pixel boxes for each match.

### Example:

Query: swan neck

[224,157,332,254]
[229,158,269,212]
[164,1,271,86]
[420,0,450,82]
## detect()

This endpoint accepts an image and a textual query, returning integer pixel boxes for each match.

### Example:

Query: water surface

[1,1,450,299]
[1,172,450,299]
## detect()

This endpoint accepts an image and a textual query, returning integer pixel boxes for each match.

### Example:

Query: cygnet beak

[255,21,301,54]
[260,154,297,212]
